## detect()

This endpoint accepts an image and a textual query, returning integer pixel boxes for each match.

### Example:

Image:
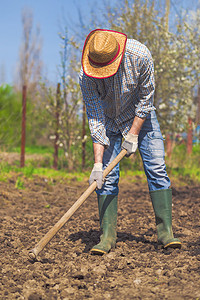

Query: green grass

[15,177,25,189]
[170,166,200,183]
[0,144,200,185]
[166,143,200,184]
[11,145,54,155]
[31,167,90,182]
[120,169,147,183]
[0,162,90,183]
[0,162,13,182]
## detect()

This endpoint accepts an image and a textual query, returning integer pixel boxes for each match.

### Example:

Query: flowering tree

[106,0,200,137]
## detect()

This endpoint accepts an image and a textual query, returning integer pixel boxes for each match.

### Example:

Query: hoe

[29,149,127,260]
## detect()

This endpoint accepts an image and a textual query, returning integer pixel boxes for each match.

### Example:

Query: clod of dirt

[73,273,84,280]
[28,293,43,300]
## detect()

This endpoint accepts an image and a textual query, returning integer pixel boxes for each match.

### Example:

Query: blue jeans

[97,111,171,195]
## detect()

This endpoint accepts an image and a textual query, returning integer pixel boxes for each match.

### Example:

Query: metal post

[20,85,27,167]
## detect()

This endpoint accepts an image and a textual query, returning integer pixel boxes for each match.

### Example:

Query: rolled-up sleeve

[135,52,156,118]
[79,70,110,147]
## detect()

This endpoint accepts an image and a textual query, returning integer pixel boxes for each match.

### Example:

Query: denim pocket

[146,131,165,158]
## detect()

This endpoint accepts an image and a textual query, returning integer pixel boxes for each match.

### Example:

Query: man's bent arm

[129,115,146,136]
[93,143,105,163]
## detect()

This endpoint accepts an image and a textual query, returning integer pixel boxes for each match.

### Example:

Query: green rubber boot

[91,195,118,255]
[150,189,181,249]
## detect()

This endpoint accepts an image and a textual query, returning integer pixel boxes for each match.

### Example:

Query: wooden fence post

[20,85,27,167]
[53,83,61,170]
[166,133,172,158]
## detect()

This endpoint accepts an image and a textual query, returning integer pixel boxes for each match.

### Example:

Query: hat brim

[82,29,127,79]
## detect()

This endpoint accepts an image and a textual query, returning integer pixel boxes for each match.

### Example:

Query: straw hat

[81,29,127,79]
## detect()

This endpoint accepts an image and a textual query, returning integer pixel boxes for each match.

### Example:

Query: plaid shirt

[79,39,156,147]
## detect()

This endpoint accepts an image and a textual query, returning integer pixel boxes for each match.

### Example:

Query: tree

[15,8,42,96]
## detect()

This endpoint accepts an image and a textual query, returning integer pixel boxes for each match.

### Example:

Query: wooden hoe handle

[28,149,127,259]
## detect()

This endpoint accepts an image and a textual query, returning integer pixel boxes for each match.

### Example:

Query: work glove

[121,133,138,157]
[89,163,104,189]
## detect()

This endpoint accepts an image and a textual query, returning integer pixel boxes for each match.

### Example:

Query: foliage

[0,84,23,149]
[0,84,51,150]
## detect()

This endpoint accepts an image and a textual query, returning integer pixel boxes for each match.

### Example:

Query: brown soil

[0,174,199,300]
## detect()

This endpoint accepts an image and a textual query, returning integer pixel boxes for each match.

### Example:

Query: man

[79,29,181,255]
